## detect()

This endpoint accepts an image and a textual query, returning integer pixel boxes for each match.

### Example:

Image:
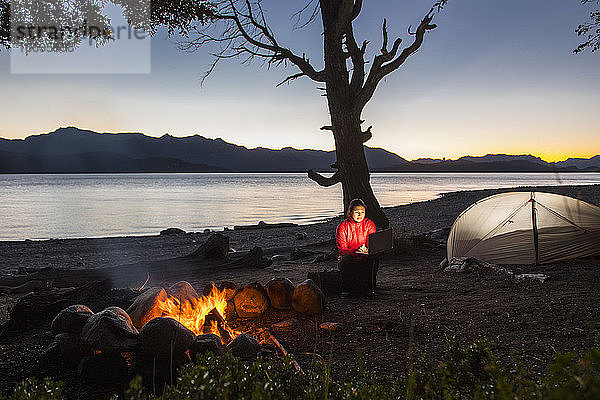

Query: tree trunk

[320,0,389,229]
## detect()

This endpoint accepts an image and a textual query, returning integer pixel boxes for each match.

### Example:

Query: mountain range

[0,127,598,173]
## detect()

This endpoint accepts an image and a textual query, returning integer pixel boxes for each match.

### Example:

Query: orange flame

[153,283,238,342]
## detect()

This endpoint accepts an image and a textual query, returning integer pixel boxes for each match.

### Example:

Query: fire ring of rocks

[48,278,325,384]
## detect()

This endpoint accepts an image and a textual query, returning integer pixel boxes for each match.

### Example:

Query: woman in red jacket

[336,198,378,293]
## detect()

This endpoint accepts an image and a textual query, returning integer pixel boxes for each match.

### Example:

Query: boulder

[292,279,325,315]
[42,342,63,366]
[189,334,224,359]
[126,287,169,329]
[138,317,196,357]
[51,304,94,335]
[55,333,94,369]
[81,306,139,353]
[160,227,186,236]
[227,333,260,359]
[233,283,269,318]
[169,281,200,306]
[78,353,129,384]
[133,351,191,380]
[265,278,295,310]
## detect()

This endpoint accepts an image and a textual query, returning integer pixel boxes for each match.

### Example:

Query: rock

[56,333,94,369]
[320,322,342,331]
[271,319,299,331]
[42,342,63,366]
[444,257,511,275]
[138,317,196,357]
[203,229,211,234]
[439,258,449,269]
[169,281,200,306]
[126,287,169,329]
[78,353,129,384]
[271,254,288,262]
[81,306,139,353]
[265,278,295,310]
[160,227,186,236]
[189,334,224,359]
[292,279,325,315]
[233,282,269,318]
[307,270,342,296]
[51,304,94,335]
[227,333,260,359]
[133,351,191,380]
[295,232,307,240]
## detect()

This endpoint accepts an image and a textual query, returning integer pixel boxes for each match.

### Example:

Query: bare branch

[307,170,342,187]
[276,72,305,87]
[180,0,325,85]
[361,126,372,143]
[355,7,439,113]
[320,125,334,131]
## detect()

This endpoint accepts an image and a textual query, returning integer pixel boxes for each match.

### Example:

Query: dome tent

[447,192,600,264]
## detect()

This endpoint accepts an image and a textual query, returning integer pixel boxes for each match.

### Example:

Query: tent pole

[531,193,539,265]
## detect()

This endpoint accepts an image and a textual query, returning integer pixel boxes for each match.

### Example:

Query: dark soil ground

[0,184,599,398]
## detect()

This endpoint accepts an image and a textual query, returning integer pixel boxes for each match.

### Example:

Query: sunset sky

[0,0,598,162]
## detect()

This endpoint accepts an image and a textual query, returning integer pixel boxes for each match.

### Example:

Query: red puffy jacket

[336,216,376,259]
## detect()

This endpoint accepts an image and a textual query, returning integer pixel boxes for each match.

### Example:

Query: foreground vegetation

[4,340,600,400]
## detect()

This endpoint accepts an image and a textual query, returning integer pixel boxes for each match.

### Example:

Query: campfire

[151,283,238,342]
[47,277,326,385]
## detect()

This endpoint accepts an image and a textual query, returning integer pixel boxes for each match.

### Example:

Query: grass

[3,339,600,400]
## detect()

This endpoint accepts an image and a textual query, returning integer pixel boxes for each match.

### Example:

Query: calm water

[0,173,598,240]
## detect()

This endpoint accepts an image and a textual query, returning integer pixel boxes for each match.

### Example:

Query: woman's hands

[356,244,369,254]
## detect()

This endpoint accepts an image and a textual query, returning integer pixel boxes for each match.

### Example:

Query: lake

[0,172,598,240]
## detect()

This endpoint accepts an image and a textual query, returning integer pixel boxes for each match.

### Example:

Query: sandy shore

[0,183,598,274]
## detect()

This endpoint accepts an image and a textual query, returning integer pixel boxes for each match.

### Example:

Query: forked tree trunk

[321,0,390,228]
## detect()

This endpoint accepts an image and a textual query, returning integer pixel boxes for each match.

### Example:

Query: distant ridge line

[0,127,598,173]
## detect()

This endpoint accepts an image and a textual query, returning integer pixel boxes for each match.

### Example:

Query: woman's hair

[347,198,367,217]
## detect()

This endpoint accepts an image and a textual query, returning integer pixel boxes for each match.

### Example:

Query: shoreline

[0,183,598,274]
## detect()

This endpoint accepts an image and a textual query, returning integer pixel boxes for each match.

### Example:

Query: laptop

[368,228,393,255]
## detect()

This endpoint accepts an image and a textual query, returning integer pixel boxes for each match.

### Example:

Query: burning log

[233,282,270,318]
[203,308,234,343]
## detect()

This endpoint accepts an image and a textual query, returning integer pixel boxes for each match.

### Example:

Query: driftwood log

[233,221,298,230]
[0,279,111,338]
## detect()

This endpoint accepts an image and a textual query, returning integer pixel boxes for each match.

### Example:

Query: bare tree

[576,0,600,53]
[177,0,446,227]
